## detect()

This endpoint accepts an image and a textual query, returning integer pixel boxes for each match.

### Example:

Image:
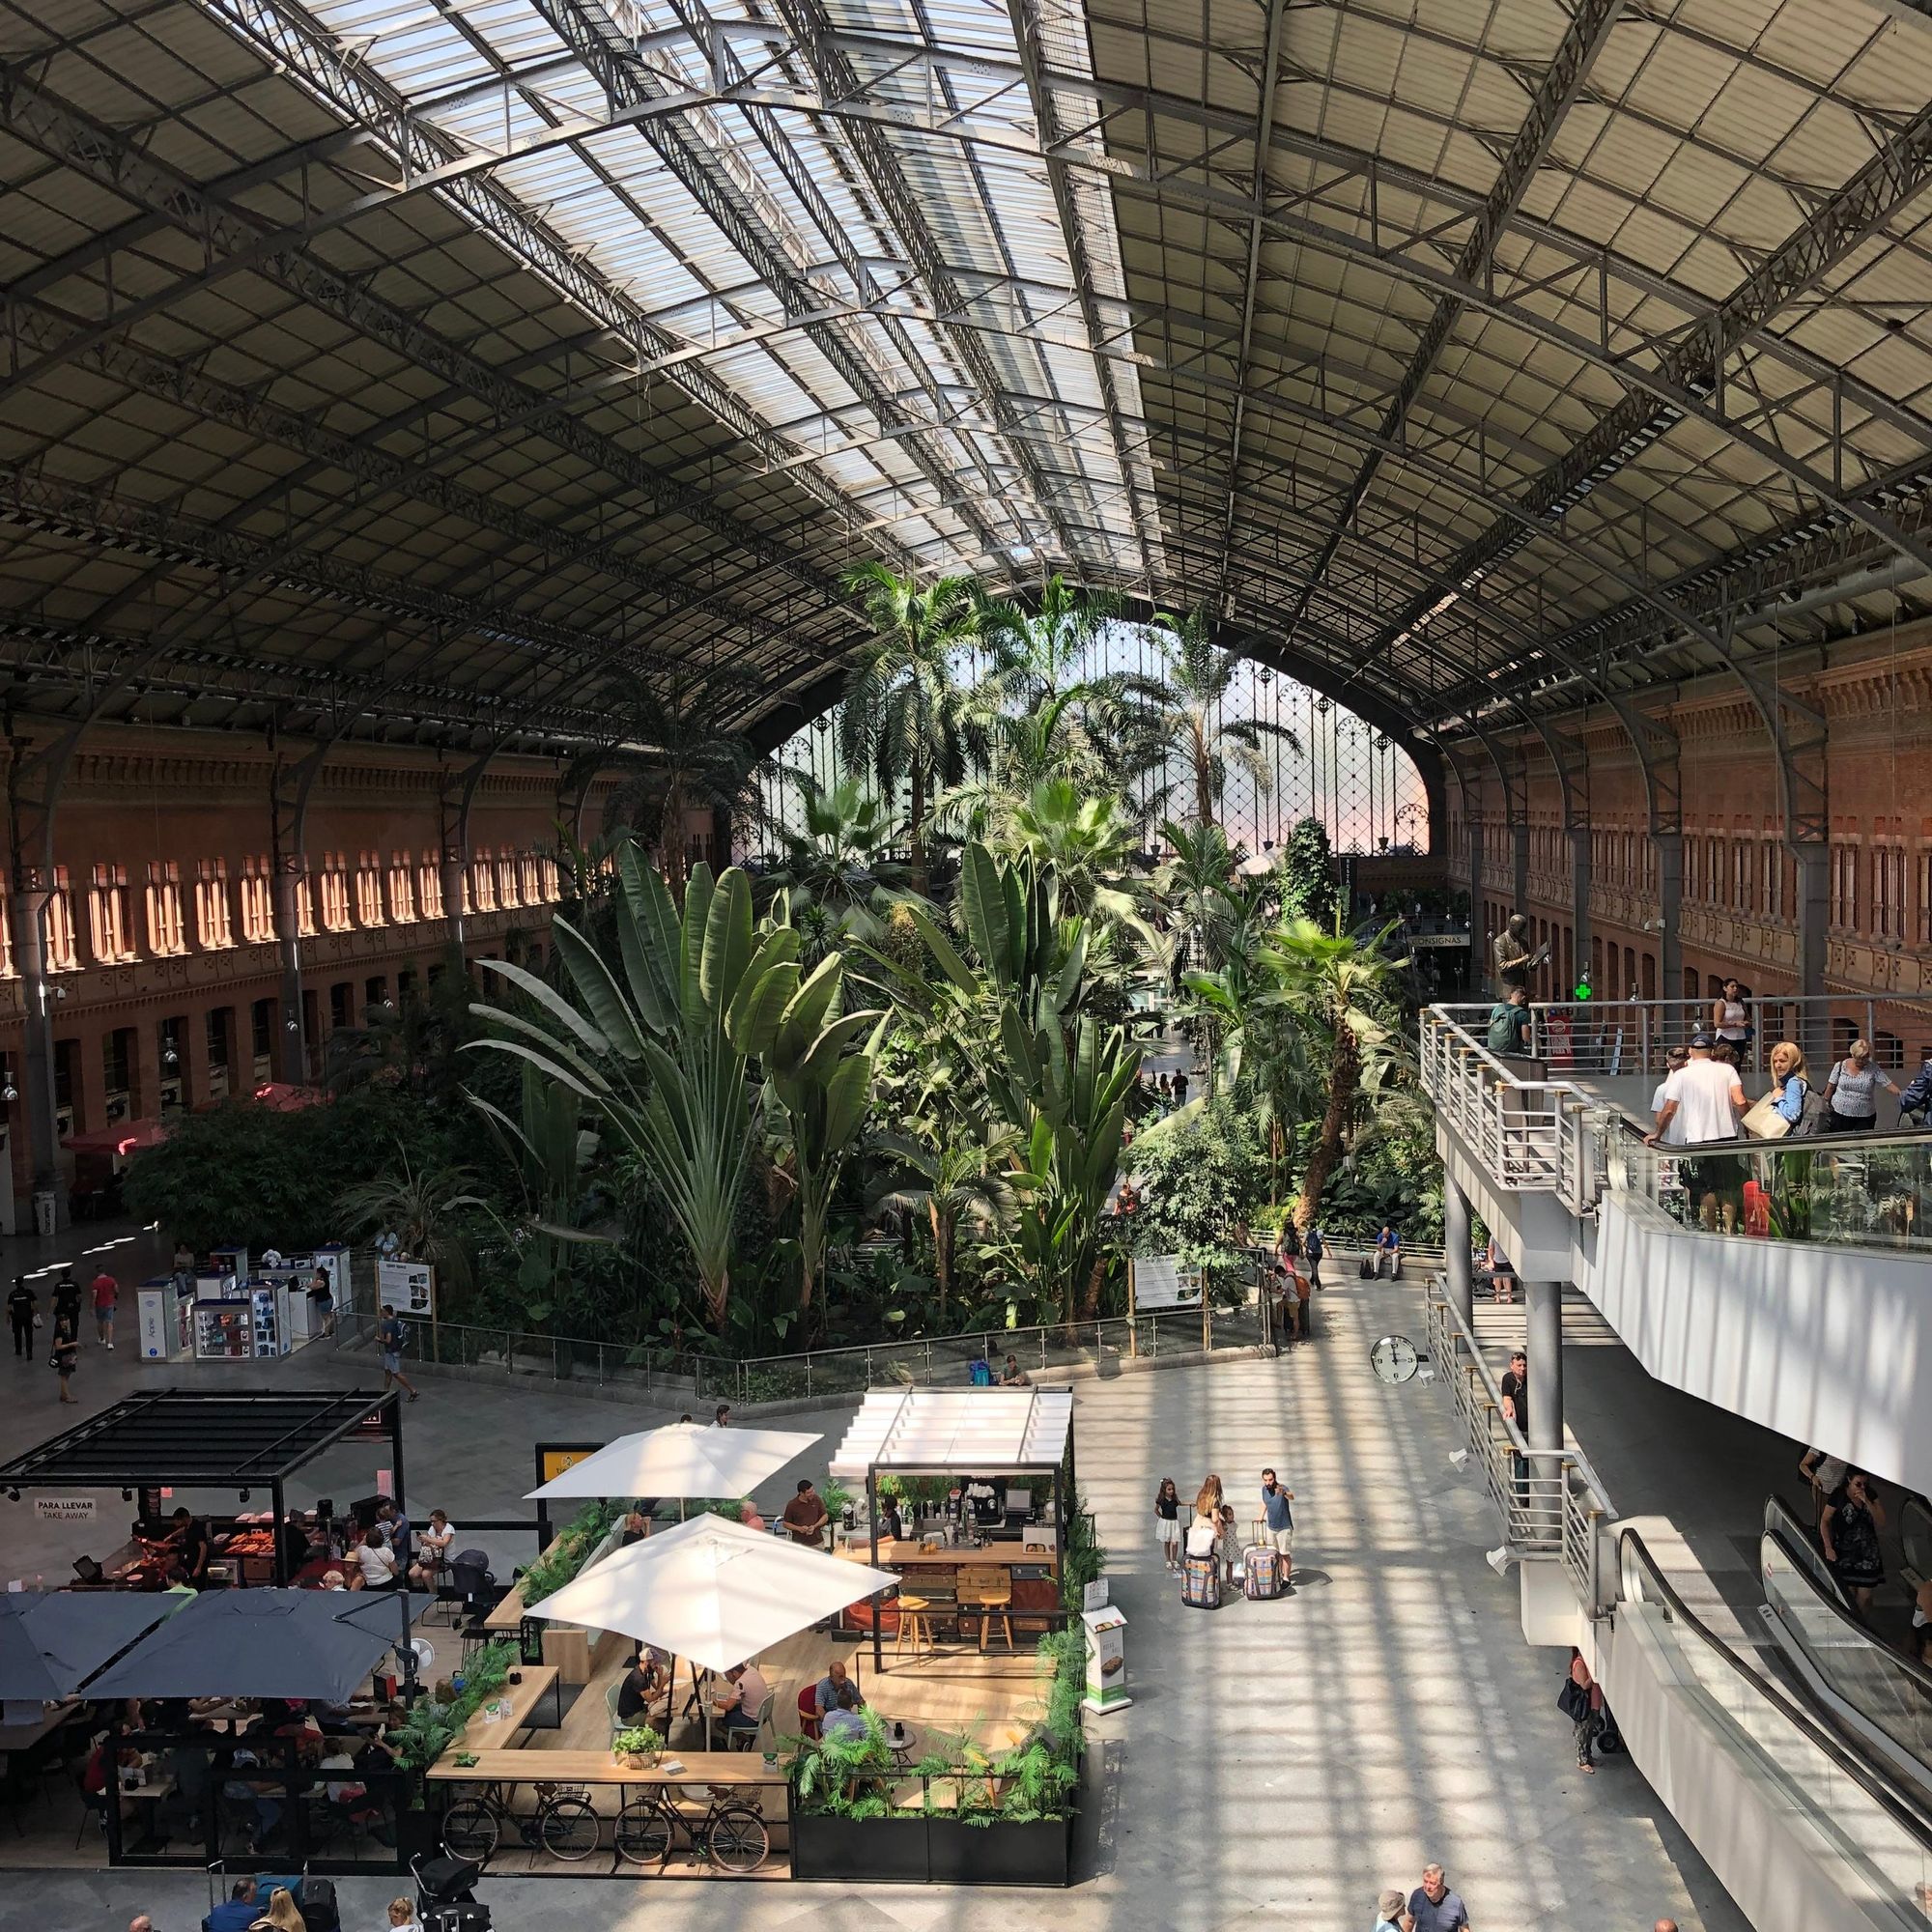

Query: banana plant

[760,955,884,1312]
[468,851,804,1329]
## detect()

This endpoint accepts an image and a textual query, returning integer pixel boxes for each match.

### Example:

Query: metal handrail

[1424,1275,1616,1610]
[1620,1526,1932,1849]
[1419,1005,1601,1208]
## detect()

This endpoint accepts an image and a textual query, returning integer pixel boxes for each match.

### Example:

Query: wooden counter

[446,1663,559,1751]
[838,1540,1057,1572]
[427,1748,786,1786]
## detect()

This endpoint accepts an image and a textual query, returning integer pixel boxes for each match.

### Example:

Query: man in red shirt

[90,1267,118,1349]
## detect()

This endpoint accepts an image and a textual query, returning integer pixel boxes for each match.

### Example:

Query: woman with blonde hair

[249,1888,304,1932]
[1826,1037,1898,1133]
[384,1899,421,1930]
[1765,1041,1813,1132]
[1193,1473,1223,1519]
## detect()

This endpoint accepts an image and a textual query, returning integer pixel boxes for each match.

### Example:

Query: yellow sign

[539,1447,598,1484]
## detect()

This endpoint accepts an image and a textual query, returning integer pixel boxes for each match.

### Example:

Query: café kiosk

[827,1388,1075,1674]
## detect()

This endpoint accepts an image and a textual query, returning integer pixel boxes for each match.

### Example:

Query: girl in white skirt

[1153,1478,1181,1572]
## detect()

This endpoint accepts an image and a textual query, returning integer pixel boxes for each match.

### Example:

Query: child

[1216,1503,1241,1587]
[1153,1478,1181,1574]
[52,1333,79,1405]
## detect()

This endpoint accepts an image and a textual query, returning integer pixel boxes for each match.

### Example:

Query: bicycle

[613,1781,769,1871]
[440,1779,601,1864]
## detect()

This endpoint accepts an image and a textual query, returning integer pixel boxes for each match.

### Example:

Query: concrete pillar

[10,889,63,1229]
[182,1006,213,1110]
[77,1021,108,1135]
[1655,831,1683,1009]
[1525,1278,1564,1455]
[1443,1179,1473,1327]
[1569,827,1592,995]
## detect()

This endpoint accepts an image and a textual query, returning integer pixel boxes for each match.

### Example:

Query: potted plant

[612,1725,663,1770]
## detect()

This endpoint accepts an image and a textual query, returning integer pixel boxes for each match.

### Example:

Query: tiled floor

[0,1270,1748,1930]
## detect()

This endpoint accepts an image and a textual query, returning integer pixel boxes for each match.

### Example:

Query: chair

[726,1691,776,1752]
[956,1567,1013,1653]
[795,1687,821,1741]
[605,1681,626,1745]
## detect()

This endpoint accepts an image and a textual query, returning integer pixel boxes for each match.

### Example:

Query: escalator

[1610,1527,1932,1926]
[1761,1494,1932,1812]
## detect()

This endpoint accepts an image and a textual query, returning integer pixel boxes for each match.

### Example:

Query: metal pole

[271,1478,288,1587]
[868,1466,883,1680]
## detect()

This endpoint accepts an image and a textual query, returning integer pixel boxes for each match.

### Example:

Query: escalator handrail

[1761,1503,1932,1711]
[1763,1493,1847,1608]
[1620,1526,1932,1848]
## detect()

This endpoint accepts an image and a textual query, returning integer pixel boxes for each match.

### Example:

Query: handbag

[1556,1678,1590,1722]
[1742,1094,1791,1140]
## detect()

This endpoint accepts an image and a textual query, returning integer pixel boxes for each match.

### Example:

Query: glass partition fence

[1615,1127,1932,1257]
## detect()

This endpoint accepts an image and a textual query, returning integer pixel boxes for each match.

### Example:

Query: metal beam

[1282,0,1625,641]
[0,57,866,594]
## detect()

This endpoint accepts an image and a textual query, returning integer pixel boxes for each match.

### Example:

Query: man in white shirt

[1647,1034,1746,1232]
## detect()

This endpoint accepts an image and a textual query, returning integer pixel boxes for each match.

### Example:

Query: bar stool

[957,1567,1013,1653]
[894,1594,935,1661]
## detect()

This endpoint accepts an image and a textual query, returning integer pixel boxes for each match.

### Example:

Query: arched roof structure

[3,0,1931,790]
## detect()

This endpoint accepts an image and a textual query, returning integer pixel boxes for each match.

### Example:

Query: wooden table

[427,1748,784,1786]
[838,1541,1058,1571]
[447,1664,560,1750]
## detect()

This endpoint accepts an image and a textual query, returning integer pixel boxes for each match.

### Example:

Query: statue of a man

[1491,912,1532,997]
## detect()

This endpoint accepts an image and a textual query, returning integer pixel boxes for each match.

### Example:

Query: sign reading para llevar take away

[34,1495,95,1524]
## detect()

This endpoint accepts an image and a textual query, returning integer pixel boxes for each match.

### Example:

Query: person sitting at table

[618,1507,650,1548]
[349,1525,398,1591]
[616,1652,668,1724]
[713,1661,769,1738]
[782,1478,830,1548]
[738,1498,766,1534]
[819,1684,867,1742]
[877,1495,905,1542]
[813,1659,854,1716]
[407,1510,456,1589]
[317,1568,348,1592]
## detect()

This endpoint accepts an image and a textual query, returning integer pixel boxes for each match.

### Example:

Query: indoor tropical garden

[124,576,1445,1380]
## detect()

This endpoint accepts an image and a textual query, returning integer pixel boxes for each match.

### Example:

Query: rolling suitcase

[1243,1545,1284,1600]
[1181,1552,1220,1608]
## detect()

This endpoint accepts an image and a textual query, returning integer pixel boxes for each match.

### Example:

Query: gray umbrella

[0,1592,179,1702]
[85,1588,417,1705]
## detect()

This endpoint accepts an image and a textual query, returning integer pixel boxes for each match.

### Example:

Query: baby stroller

[412,1852,490,1931]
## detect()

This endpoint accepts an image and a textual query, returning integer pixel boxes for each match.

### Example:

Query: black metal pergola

[0,1389,404,1585]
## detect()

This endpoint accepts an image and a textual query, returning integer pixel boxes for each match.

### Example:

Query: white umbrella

[524,1421,821,1503]
[523,1512,898,1675]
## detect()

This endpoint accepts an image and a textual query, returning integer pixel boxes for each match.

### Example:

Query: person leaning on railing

[1646,1034,1746,1235]
[1824,1038,1899,1133]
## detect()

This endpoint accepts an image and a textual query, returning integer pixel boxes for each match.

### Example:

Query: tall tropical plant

[763,770,910,945]
[871,1126,1014,1321]
[469,855,800,1328]
[1002,781,1143,928]
[1261,919,1407,1232]
[1121,609,1299,827]
[336,1147,485,1298]
[761,965,883,1313]
[838,563,984,891]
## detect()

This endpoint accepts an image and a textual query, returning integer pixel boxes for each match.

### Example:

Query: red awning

[62,1118,168,1156]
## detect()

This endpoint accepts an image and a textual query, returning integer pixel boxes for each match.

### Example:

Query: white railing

[1426,1277,1617,1614]
[1529,993,1932,1081]
[1419,1005,1601,1209]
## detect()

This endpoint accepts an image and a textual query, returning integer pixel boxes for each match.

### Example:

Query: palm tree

[578,669,760,897]
[336,1148,485,1298]
[1121,608,1299,827]
[1261,919,1406,1232]
[838,563,984,892]
[975,574,1120,711]
[763,770,910,944]
[871,1127,1015,1321]
[1001,781,1143,927]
